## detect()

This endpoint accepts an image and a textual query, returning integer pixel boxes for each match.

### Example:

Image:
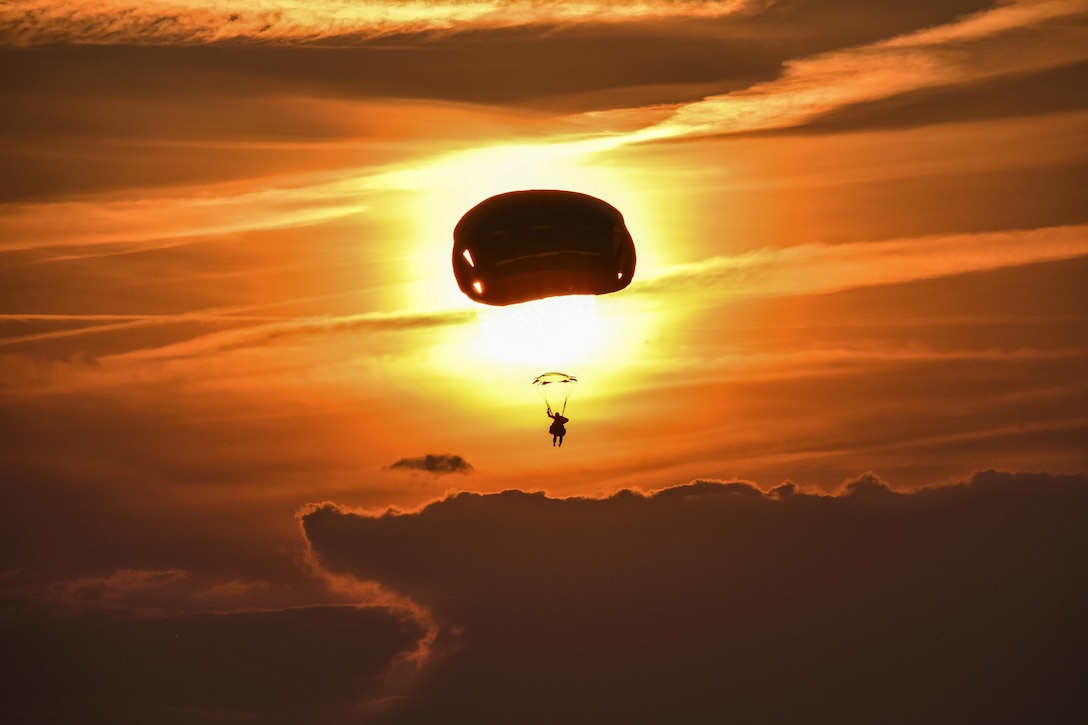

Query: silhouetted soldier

[547,407,569,447]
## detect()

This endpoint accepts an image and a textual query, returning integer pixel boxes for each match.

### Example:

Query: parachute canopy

[532,372,577,416]
[453,190,636,306]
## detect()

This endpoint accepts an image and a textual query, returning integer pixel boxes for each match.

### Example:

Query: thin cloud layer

[1,0,757,45]
[638,224,1088,301]
[0,175,372,252]
[388,453,475,475]
[620,0,1088,140]
[45,567,191,611]
[301,471,1088,723]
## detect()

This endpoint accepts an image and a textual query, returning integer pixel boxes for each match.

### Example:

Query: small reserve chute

[532,372,577,417]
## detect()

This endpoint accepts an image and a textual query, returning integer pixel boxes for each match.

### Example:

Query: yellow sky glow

[2,0,1085,497]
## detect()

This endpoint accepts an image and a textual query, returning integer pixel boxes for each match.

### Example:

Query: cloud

[387,453,475,476]
[45,568,190,610]
[0,1,994,120]
[599,0,1088,140]
[0,601,429,724]
[98,308,475,363]
[0,307,474,391]
[781,61,1088,134]
[0,174,371,252]
[1,0,758,46]
[300,470,1088,723]
[637,224,1088,302]
[2,562,442,722]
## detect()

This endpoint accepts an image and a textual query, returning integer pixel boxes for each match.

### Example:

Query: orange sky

[2,1,1087,721]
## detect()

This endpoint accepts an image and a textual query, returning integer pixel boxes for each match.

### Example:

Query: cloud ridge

[300,469,1088,723]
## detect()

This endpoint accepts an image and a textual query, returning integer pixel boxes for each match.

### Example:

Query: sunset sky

[2,1,1087,722]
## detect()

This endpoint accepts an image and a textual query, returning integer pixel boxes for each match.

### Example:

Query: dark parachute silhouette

[452,190,636,306]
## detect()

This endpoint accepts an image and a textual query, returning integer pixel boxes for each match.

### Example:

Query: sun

[474,295,601,371]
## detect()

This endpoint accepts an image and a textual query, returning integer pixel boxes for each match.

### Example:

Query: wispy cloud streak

[1,0,756,46]
[642,225,1088,300]
[100,308,474,362]
[0,306,474,397]
[0,175,369,253]
[599,0,1088,140]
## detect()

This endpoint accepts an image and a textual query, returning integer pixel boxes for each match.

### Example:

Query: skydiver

[547,406,569,447]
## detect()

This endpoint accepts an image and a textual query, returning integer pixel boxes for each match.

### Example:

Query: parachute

[532,372,577,416]
[452,190,636,306]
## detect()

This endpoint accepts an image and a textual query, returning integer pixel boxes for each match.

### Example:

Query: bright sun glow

[475,295,600,370]
[392,132,667,312]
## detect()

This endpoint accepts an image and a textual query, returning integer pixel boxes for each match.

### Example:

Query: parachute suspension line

[558,387,572,416]
[546,392,569,416]
[532,372,577,418]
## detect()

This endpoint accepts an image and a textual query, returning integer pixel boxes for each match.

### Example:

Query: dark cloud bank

[303,470,1088,724]
[1,604,427,724]
[4,471,1084,723]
